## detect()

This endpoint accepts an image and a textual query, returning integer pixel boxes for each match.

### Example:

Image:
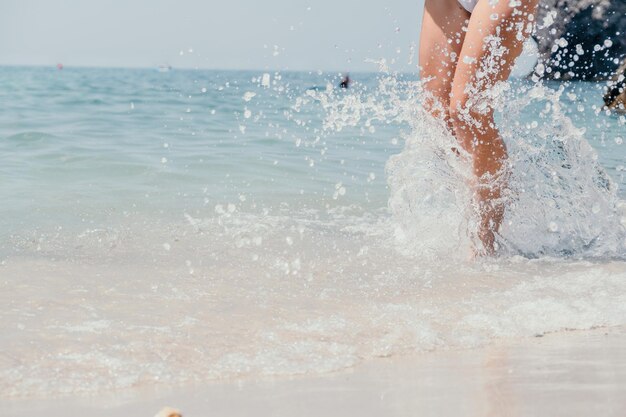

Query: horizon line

[0,62,417,75]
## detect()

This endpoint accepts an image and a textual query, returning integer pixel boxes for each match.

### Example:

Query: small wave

[4,132,59,144]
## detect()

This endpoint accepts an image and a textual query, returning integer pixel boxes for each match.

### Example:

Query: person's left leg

[449,0,539,254]
[419,0,471,121]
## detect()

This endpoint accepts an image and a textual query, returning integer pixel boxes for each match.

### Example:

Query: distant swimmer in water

[339,74,351,89]
[420,0,540,255]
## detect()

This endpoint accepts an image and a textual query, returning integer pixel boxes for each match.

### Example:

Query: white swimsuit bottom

[458,0,479,12]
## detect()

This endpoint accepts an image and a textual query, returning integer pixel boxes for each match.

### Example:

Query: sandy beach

[5,325,625,417]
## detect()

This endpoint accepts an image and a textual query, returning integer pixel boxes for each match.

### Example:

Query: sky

[0,0,424,72]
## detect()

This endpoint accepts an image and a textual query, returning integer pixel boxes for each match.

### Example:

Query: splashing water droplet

[243,92,256,102]
[261,73,271,88]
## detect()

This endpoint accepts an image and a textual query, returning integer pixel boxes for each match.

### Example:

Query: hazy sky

[1,0,424,72]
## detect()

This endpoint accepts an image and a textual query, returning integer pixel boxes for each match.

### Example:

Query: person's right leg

[419,0,471,121]
[449,0,540,253]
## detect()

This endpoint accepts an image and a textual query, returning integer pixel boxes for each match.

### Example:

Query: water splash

[498,84,624,257]
[305,74,626,259]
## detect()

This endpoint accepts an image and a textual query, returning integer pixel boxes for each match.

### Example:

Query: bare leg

[419,0,470,121]
[449,0,539,254]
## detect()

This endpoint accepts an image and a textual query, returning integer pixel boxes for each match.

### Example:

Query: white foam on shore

[2,210,626,399]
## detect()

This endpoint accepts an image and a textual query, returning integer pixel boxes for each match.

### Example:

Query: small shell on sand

[154,406,182,417]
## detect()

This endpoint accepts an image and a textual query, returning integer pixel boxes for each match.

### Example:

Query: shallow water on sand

[1,66,625,398]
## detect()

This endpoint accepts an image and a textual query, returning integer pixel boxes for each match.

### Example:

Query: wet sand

[5,325,626,417]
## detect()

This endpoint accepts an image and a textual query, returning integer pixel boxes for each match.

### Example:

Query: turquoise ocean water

[1,66,626,398]
[1,67,625,234]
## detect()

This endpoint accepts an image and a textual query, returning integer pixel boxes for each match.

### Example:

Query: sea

[1,65,626,398]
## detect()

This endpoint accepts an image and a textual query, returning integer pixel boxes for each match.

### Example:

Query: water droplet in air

[243,92,256,102]
[261,73,271,88]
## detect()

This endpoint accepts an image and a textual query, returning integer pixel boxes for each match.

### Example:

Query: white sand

[5,326,626,417]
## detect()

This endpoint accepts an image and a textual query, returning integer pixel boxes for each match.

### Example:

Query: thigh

[450,0,540,111]
[420,0,470,111]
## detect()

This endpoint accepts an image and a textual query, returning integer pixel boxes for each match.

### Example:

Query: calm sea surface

[1,67,624,234]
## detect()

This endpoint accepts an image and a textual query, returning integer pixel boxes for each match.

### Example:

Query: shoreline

[6,325,626,417]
